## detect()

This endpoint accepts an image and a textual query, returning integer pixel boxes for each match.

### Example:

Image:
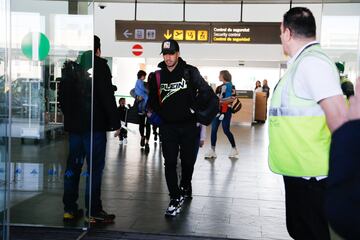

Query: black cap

[161,39,179,54]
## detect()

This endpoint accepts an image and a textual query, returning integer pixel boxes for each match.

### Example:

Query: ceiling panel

[48,0,360,3]
[99,0,360,3]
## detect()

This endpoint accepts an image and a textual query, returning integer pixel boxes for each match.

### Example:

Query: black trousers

[160,123,199,199]
[283,176,330,240]
[138,114,151,140]
[119,128,127,140]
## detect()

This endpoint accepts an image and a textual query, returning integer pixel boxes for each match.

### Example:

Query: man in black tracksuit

[148,39,214,217]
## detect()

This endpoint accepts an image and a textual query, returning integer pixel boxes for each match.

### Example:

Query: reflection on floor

[9,124,290,240]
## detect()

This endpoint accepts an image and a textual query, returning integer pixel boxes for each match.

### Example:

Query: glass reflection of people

[60,35,120,224]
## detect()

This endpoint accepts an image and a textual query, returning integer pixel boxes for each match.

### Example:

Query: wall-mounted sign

[115,21,280,44]
[21,32,50,61]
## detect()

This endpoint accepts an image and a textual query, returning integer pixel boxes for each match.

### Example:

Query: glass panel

[0,0,9,239]
[321,3,360,84]
[9,0,93,230]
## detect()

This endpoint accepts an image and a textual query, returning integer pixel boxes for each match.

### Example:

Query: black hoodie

[148,57,213,124]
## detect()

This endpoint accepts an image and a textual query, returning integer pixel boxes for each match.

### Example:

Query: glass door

[321,3,360,85]
[8,0,94,231]
[0,0,10,239]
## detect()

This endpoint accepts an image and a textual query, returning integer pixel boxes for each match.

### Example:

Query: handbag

[231,97,242,114]
[125,100,140,124]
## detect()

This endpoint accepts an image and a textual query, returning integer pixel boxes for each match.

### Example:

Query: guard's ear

[283,27,292,41]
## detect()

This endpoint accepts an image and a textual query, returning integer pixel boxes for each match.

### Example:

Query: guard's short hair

[283,7,316,39]
[94,35,101,52]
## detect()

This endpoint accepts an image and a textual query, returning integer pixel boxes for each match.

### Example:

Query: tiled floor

[9,123,291,240]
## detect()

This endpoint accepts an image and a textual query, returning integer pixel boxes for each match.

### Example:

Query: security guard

[268,7,347,239]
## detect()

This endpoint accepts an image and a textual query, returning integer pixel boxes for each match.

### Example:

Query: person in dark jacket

[148,39,214,217]
[117,98,128,144]
[61,35,120,224]
[262,79,270,99]
[325,77,360,240]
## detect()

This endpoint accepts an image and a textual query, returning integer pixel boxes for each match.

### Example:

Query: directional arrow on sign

[164,30,172,39]
[123,29,133,38]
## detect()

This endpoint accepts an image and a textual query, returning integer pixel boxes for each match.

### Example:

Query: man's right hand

[348,77,360,121]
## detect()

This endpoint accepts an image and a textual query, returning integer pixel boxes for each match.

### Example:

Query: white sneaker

[119,140,123,145]
[123,138,128,144]
[205,149,217,159]
[229,148,238,158]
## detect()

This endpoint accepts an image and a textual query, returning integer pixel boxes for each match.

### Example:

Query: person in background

[117,98,128,144]
[216,72,233,121]
[254,80,262,92]
[326,77,360,240]
[336,62,354,102]
[152,125,160,142]
[262,79,270,99]
[134,70,148,115]
[197,124,206,153]
[205,70,238,159]
[134,70,151,152]
[268,7,347,239]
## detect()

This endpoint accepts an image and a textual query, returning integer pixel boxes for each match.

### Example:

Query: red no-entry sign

[132,44,143,56]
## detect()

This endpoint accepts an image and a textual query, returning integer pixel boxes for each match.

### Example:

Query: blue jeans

[210,109,236,148]
[63,131,106,215]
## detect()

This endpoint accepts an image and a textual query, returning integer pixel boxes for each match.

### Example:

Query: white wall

[137,3,183,21]
[185,4,241,22]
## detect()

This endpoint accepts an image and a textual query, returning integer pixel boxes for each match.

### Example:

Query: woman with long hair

[205,70,238,159]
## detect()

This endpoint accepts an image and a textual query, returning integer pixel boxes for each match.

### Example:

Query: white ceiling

[49,0,360,3]
[92,0,360,3]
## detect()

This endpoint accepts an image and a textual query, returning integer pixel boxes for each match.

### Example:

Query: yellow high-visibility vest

[268,44,338,177]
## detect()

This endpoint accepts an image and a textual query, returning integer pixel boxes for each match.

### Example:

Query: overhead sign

[116,21,211,43]
[132,44,143,56]
[115,21,280,44]
[212,23,280,44]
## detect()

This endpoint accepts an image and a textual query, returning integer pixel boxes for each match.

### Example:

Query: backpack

[231,97,242,114]
[59,60,91,112]
[59,60,92,131]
